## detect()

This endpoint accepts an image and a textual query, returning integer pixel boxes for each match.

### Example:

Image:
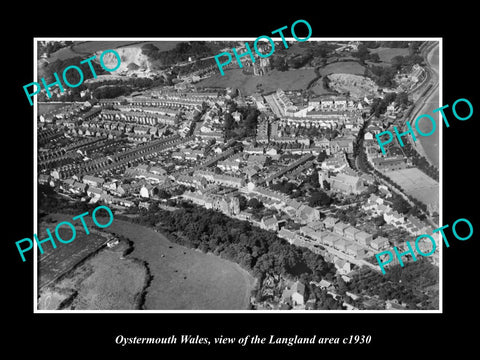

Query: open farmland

[385,168,439,211]
[46,41,181,62]
[38,102,75,115]
[195,68,317,95]
[319,61,366,76]
[106,219,256,310]
[38,214,256,310]
[370,47,410,63]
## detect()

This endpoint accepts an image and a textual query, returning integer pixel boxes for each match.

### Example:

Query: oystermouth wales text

[115,334,372,346]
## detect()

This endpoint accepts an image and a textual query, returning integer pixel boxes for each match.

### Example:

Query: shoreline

[408,43,440,169]
[410,86,440,168]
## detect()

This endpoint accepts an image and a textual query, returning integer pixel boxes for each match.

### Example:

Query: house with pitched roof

[87,186,103,198]
[346,243,363,257]
[370,236,390,251]
[334,259,351,275]
[334,238,349,252]
[333,222,350,236]
[323,232,341,247]
[278,228,297,244]
[384,210,405,225]
[82,175,105,187]
[323,216,338,229]
[297,204,320,223]
[344,226,360,241]
[261,215,279,231]
[355,231,373,246]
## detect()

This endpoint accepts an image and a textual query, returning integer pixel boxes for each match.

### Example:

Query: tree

[308,173,320,188]
[322,180,331,191]
[373,215,386,226]
[369,52,380,63]
[237,195,248,211]
[396,92,409,106]
[271,55,288,71]
[366,184,378,195]
[391,55,405,70]
[322,76,331,90]
[317,151,327,162]
[354,44,370,62]
[309,190,332,207]
[243,107,259,131]
[224,113,235,131]
[248,198,264,209]
[157,189,170,199]
[336,275,348,295]
[392,196,411,214]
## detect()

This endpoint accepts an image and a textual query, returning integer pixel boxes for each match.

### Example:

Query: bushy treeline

[141,42,222,67]
[153,205,336,282]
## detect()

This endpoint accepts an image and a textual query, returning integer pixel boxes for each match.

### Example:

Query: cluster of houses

[182,191,240,216]
[98,90,218,110]
[49,135,191,179]
[39,102,95,123]
[264,89,364,122]
[54,167,177,209]
[297,216,388,255]
[362,194,433,237]
[194,107,225,141]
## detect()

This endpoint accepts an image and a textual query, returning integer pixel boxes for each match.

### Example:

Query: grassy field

[38,102,75,115]
[195,68,317,95]
[385,168,439,210]
[369,47,410,63]
[46,41,181,62]
[38,213,256,310]
[319,61,366,76]
[106,219,256,310]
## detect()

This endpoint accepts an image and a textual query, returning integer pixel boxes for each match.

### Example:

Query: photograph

[6,8,478,355]
[32,38,441,312]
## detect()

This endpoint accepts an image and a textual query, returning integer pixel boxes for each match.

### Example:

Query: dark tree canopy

[309,190,332,207]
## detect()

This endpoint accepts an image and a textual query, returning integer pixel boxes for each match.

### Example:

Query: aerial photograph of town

[35,38,440,311]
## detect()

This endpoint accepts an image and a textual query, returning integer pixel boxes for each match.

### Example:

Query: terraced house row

[50,135,193,179]
[98,91,218,110]
[98,109,179,126]
[38,138,123,171]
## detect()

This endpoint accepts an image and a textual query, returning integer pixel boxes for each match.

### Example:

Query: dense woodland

[127,202,345,309]
[141,42,231,68]
[360,42,425,88]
